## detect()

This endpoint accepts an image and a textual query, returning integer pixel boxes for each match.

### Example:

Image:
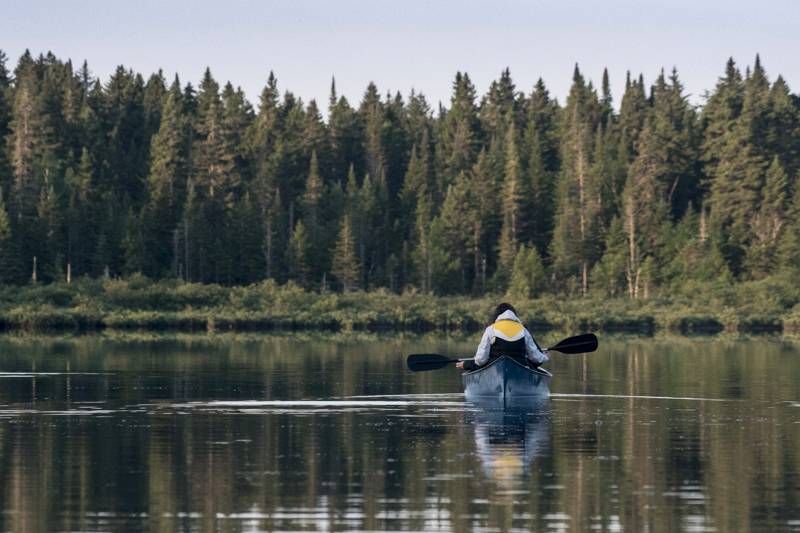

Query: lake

[0,332,797,532]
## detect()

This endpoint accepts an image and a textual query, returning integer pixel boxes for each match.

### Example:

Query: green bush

[0,275,797,334]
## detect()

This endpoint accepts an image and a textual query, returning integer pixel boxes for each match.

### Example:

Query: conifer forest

[1,49,799,304]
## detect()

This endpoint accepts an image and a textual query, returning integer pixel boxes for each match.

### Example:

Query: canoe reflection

[465,399,552,488]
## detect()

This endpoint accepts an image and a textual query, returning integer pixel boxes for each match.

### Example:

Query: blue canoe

[462,356,552,402]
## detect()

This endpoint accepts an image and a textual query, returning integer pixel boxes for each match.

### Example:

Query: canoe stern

[462,356,551,401]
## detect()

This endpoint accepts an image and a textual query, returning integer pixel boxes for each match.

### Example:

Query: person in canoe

[456,303,549,371]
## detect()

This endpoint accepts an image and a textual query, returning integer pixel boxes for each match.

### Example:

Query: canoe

[462,356,552,402]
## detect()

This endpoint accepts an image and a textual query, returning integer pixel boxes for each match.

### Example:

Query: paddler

[456,303,549,371]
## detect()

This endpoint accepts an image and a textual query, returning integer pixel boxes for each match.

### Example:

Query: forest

[0,49,799,306]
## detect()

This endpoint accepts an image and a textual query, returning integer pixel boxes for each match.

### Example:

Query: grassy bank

[0,275,799,335]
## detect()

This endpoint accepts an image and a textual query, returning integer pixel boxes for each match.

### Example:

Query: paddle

[406,333,598,372]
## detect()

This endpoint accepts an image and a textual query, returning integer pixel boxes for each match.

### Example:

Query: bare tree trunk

[699,206,707,243]
[473,222,481,294]
[425,237,432,294]
[625,198,636,299]
[581,261,588,296]
[184,220,190,282]
[264,216,273,279]
[575,119,588,296]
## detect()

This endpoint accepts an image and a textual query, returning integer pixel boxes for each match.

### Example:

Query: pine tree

[551,65,602,295]
[439,172,473,291]
[618,72,648,165]
[301,150,324,277]
[302,150,323,231]
[523,129,554,257]
[142,79,187,277]
[507,245,546,299]
[592,216,627,297]
[360,83,386,189]
[103,66,147,203]
[767,76,800,178]
[122,207,145,275]
[0,190,17,283]
[777,185,800,274]
[621,119,671,298]
[496,210,518,283]
[598,68,610,115]
[480,68,517,143]
[331,214,360,291]
[410,159,435,292]
[466,149,497,293]
[35,180,62,281]
[707,109,767,275]
[328,80,361,182]
[0,50,12,194]
[746,156,789,277]
[500,123,526,245]
[702,58,744,190]
[246,72,283,280]
[287,220,311,286]
[187,68,241,282]
[437,72,481,186]
[524,78,560,173]
[65,148,96,277]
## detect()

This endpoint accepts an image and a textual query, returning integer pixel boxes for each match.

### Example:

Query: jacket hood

[495,309,522,323]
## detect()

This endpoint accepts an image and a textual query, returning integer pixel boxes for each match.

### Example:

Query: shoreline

[0,279,795,336]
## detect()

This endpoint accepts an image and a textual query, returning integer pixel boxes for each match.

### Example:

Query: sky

[3,0,798,111]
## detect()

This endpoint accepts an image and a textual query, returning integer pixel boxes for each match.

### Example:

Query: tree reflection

[0,334,796,531]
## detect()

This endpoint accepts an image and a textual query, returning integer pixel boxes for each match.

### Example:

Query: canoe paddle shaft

[406,333,598,372]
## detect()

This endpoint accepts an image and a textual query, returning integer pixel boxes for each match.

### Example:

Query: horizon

[0,46,783,113]
[3,0,798,111]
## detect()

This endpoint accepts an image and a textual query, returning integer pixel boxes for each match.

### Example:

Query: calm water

[0,332,798,532]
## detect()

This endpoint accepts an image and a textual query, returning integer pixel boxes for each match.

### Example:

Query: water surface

[0,333,797,532]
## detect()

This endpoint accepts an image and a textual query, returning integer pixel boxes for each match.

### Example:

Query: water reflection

[466,400,551,493]
[0,334,796,532]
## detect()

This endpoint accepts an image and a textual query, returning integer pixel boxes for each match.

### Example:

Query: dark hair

[492,302,517,322]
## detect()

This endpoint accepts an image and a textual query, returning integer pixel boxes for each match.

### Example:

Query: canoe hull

[462,356,552,402]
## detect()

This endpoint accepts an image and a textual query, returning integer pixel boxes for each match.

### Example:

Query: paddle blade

[547,333,598,354]
[406,353,459,372]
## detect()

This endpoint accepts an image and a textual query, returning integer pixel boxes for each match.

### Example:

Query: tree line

[0,49,798,297]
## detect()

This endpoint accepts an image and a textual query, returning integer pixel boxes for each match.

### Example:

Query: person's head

[493,302,518,321]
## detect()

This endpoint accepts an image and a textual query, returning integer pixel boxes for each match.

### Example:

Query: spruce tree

[500,123,526,244]
[8,54,53,280]
[142,79,187,277]
[302,150,324,277]
[621,119,671,298]
[437,72,481,186]
[439,172,473,291]
[35,181,62,281]
[592,216,627,297]
[777,185,800,274]
[746,156,788,277]
[360,83,386,190]
[0,50,12,194]
[0,191,15,283]
[331,214,360,291]
[507,245,546,299]
[707,108,766,275]
[287,220,311,286]
[617,72,648,165]
[480,68,517,143]
[767,76,800,178]
[702,59,744,190]
[551,65,602,295]
[328,81,361,182]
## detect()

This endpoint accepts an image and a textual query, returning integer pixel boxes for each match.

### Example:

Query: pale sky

[3,0,798,111]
